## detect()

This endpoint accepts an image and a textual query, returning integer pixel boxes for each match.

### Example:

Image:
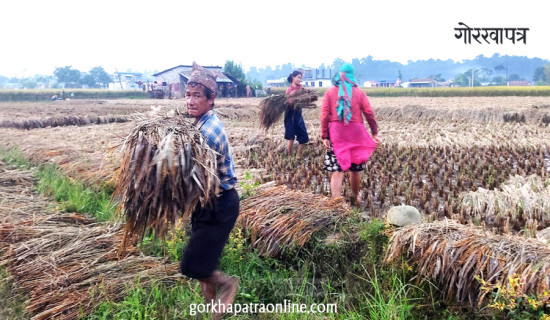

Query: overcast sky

[1,0,548,77]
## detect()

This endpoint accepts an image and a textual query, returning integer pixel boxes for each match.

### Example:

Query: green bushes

[0,89,148,101]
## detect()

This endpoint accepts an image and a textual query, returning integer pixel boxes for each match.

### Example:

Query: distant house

[265,67,333,89]
[267,78,287,88]
[363,80,400,88]
[407,78,437,88]
[298,67,332,88]
[435,80,453,87]
[403,78,451,88]
[109,72,145,90]
[152,65,236,98]
[363,81,377,88]
[507,80,531,86]
[378,80,397,88]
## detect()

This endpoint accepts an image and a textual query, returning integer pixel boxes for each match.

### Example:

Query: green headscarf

[333,63,358,124]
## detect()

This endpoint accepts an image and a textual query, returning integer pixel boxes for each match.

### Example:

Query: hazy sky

[1,0,548,77]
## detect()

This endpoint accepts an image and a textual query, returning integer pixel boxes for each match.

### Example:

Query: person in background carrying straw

[321,63,380,205]
[284,70,309,156]
[180,62,239,319]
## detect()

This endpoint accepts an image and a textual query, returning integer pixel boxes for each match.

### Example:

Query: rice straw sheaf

[238,184,350,257]
[259,88,318,130]
[0,160,183,319]
[258,94,287,130]
[459,174,550,233]
[386,219,550,308]
[289,88,318,110]
[0,213,184,320]
[0,115,128,130]
[113,111,219,248]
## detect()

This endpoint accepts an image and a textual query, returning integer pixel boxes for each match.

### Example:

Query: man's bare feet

[219,277,239,306]
[199,281,216,303]
[210,271,239,320]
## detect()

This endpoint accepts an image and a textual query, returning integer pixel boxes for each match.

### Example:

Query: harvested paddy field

[1,95,550,319]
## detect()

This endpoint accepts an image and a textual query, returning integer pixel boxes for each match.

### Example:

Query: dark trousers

[180,188,240,279]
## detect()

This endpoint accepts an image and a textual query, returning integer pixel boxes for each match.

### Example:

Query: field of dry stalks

[0,96,549,236]
[1,95,550,318]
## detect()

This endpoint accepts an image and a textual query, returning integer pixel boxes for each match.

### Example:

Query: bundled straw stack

[0,115,128,130]
[238,184,349,257]
[459,174,550,235]
[259,88,318,130]
[386,219,550,307]
[113,110,219,247]
[0,214,183,320]
[0,160,183,319]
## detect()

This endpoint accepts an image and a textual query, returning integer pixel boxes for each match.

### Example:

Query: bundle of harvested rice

[259,88,318,130]
[289,88,318,110]
[238,184,350,257]
[259,94,287,130]
[0,213,184,319]
[29,261,181,320]
[113,111,219,247]
[0,163,183,319]
[459,174,550,234]
[0,115,128,130]
[386,219,550,307]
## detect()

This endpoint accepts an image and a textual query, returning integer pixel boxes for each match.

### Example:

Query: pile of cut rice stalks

[0,213,184,320]
[0,115,128,130]
[238,184,350,257]
[113,110,219,249]
[386,219,550,307]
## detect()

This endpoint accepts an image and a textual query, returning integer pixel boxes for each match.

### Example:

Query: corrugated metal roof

[178,71,233,83]
[153,65,223,77]
[214,72,232,83]
[410,78,434,83]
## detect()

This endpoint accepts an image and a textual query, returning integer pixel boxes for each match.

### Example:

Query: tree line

[245,54,550,87]
[0,66,113,89]
[2,55,549,90]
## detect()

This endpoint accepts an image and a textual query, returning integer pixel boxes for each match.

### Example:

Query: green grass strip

[271,85,550,97]
[0,147,115,221]
[0,89,148,101]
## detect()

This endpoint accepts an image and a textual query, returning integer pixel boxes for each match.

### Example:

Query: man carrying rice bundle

[181,62,239,318]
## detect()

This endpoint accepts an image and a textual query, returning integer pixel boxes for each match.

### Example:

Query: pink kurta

[321,86,378,171]
[329,122,376,171]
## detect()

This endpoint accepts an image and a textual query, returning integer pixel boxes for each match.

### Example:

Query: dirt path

[0,161,183,319]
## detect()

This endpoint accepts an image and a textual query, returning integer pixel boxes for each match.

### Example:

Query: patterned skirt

[324,121,376,172]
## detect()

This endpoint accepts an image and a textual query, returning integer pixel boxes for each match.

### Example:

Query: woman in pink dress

[321,63,380,204]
